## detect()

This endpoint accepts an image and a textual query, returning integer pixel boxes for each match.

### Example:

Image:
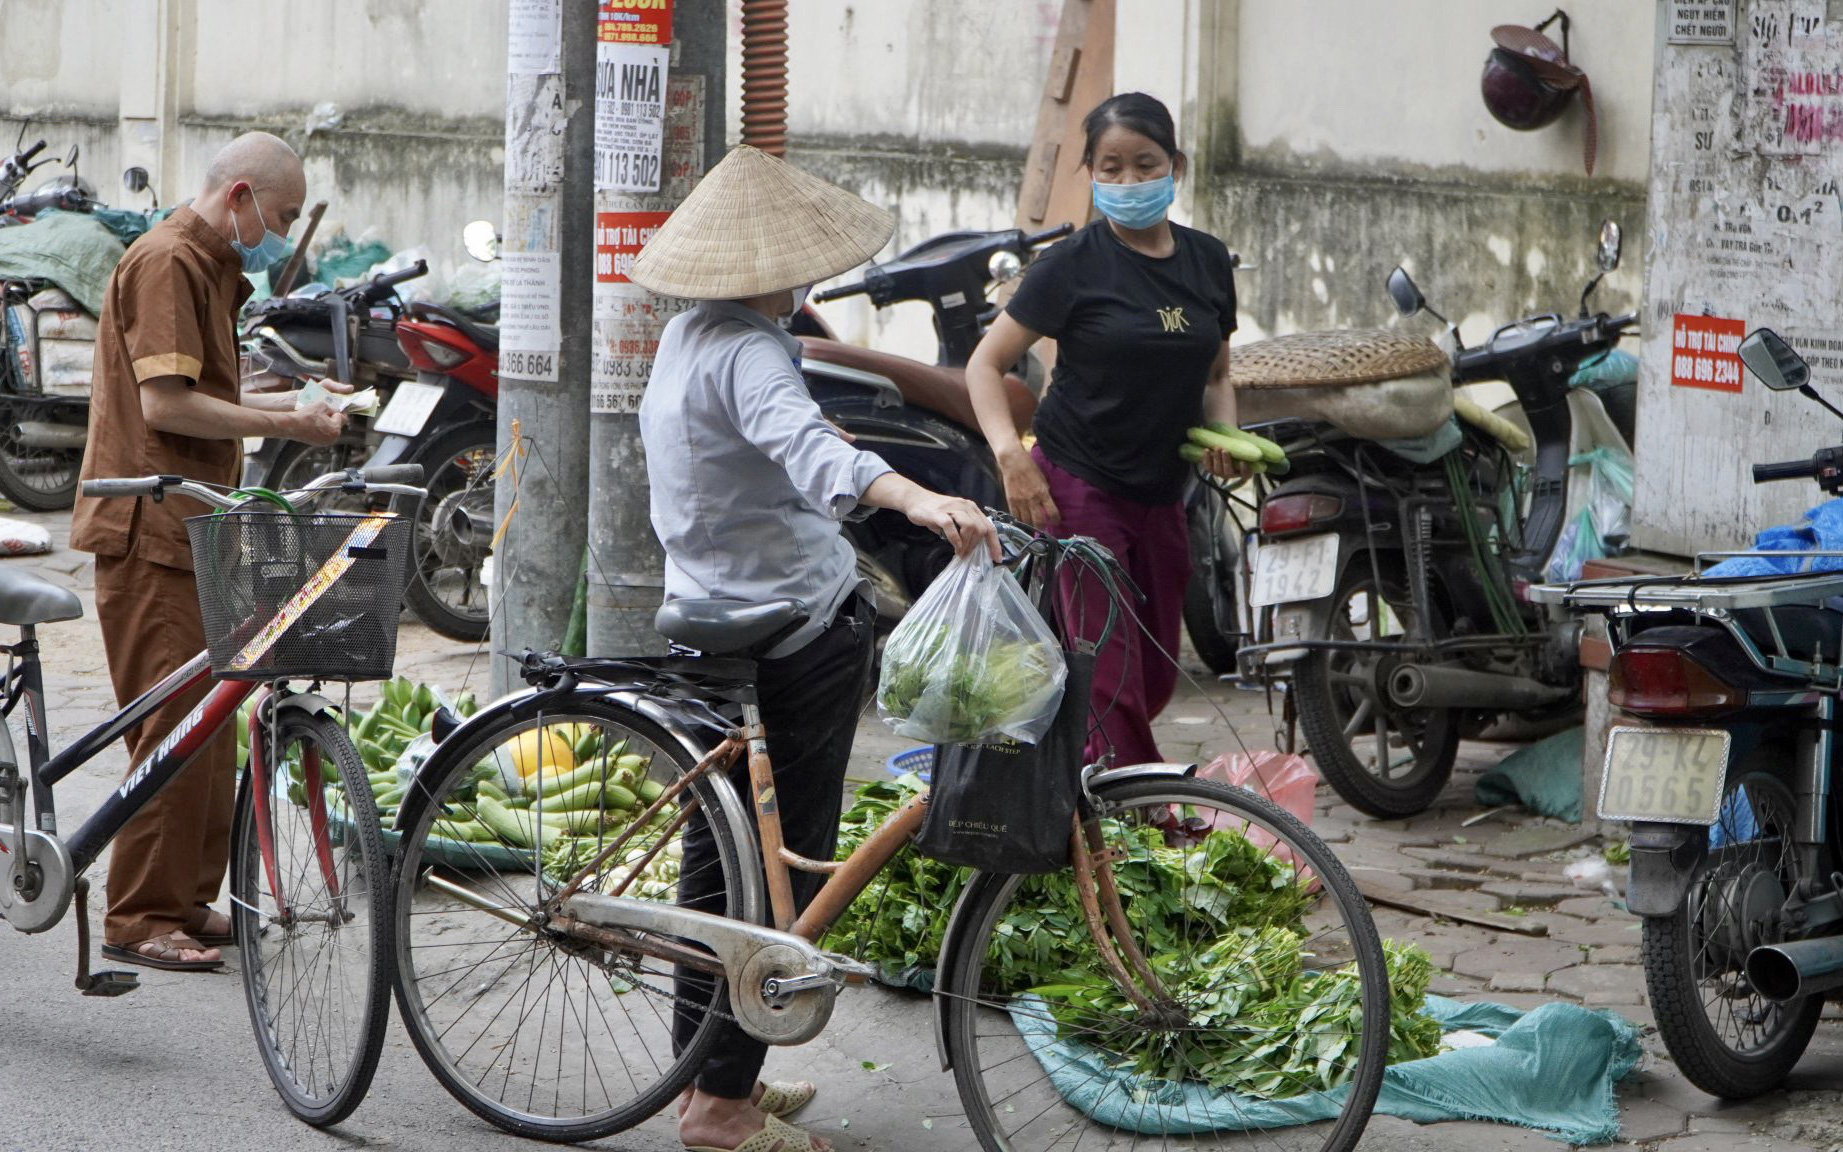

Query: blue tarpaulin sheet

[1010,994,1640,1144]
[1704,498,1843,578]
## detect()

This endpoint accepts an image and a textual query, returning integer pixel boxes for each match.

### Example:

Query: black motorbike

[1239,220,1637,818]
[1542,328,1843,1100]
[238,260,430,492]
[0,143,137,510]
[801,224,1067,622]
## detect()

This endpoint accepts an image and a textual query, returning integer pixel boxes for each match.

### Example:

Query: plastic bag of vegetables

[875,550,1067,745]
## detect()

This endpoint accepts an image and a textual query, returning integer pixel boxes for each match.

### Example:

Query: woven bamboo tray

[1230,329,1448,390]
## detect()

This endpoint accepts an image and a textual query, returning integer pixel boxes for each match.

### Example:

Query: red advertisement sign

[598,0,672,45]
[1671,313,1746,392]
[595,210,672,283]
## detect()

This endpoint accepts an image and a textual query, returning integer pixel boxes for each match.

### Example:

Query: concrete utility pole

[585,0,728,656]
[492,0,596,695]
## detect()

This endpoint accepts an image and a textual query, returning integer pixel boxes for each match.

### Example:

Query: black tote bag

[913,648,1095,874]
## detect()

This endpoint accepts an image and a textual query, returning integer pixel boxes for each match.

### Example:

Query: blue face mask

[230,191,290,274]
[1092,175,1174,230]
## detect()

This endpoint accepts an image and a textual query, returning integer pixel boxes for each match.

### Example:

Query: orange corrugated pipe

[740,0,789,157]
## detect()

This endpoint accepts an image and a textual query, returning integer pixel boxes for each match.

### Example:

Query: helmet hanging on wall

[1480,10,1598,175]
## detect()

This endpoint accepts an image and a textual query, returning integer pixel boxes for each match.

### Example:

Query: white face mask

[780,285,811,327]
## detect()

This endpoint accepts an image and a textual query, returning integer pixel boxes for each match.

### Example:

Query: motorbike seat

[797,338,1036,434]
[654,597,809,657]
[408,301,500,354]
[0,569,80,627]
[1732,605,1843,666]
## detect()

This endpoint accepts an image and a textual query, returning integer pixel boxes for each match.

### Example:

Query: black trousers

[672,590,875,1098]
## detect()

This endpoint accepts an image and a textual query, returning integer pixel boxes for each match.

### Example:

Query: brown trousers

[95,554,236,946]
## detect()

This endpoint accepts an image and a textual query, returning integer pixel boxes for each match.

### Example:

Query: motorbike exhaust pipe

[1387,664,1573,711]
[447,505,494,547]
[1746,937,1843,1002]
[13,422,86,451]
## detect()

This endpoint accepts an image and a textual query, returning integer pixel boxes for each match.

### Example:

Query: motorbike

[1537,328,1843,1099]
[358,219,502,643]
[239,259,430,492]
[0,149,142,510]
[801,224,1068,622]
[1236,220,1638,818]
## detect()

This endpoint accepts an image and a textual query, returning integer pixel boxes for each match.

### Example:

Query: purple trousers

[1034,446,1189,767]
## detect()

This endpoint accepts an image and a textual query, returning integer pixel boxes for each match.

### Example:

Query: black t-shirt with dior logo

[1006,220,1237,506]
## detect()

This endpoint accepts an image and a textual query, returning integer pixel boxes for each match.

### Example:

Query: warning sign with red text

[1671,313,1746,393]
[598,0,672,45]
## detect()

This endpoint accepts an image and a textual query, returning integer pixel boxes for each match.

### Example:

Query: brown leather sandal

[101,931,224,972]
[185,905,234,948]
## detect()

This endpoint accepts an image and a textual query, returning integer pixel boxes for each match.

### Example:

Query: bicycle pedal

[817,950,877,985]
[78,970,139,997]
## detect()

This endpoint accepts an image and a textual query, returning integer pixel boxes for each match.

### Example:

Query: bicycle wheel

[231,706,391,1127]
[390,696,752,1143]
[944,775,1389,1152]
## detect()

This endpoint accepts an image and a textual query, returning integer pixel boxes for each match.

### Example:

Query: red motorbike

[369,302,499,641]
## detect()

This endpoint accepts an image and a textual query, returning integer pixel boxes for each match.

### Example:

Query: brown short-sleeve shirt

[70,206,253,571]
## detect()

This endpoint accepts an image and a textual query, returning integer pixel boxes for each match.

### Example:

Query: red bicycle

[0,463,423,1126]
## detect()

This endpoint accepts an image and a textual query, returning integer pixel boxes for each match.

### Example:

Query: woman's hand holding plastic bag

[876,550,1067,745]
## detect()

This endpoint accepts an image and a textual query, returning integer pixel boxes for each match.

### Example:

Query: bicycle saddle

[654,597,808,657]
[0,568,80,626]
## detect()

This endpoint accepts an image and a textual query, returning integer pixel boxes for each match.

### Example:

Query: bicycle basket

[186,510,413,682]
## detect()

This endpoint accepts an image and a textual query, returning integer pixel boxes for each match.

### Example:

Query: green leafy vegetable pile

[825,775,1443,1100]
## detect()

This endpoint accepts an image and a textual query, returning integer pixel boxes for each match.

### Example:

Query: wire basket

[187,510,413,682]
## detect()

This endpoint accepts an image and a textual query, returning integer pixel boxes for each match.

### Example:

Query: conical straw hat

[630,145,895,300]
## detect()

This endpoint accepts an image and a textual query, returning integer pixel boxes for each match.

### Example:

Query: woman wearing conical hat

[632,145,996,1152]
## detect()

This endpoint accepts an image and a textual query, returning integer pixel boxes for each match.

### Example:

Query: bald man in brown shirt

[71,132,346,970]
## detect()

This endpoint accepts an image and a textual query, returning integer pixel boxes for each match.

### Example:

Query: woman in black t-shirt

[967,91,1245,768]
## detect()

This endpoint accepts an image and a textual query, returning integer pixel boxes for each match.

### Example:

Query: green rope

[1444,453,1526,636]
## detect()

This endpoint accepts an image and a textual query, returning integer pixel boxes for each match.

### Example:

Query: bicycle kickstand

[72,877,138,997]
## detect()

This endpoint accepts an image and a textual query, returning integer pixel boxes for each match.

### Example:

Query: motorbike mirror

[1386,266,1425,317]
[1739,328,1809,392]
[987,250,1023,284]
[463,220,500,263]
[122,166,149,194]
[63,144,79,169]
[1597,219,1622,273]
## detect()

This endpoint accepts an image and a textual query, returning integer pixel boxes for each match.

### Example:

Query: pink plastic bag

[1197,749,1319,874]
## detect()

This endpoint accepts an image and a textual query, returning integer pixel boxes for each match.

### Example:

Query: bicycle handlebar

[18,140,46,164]
[84,464,429,509]
[357,464,425,487]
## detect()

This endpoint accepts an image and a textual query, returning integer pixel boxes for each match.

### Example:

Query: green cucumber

[573,729,602,763]
[477,794,559,850]
[604,783,638,811]
[537,809,603,834]
[1185,425,1263,462]
[535,760,607,798]
[1205,421,1286,463]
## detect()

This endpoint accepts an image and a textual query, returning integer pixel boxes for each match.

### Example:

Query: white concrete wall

[0,0,505,278]
[188,0,508,121]
[0,0,125,115]
[1237,0,1655,183]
